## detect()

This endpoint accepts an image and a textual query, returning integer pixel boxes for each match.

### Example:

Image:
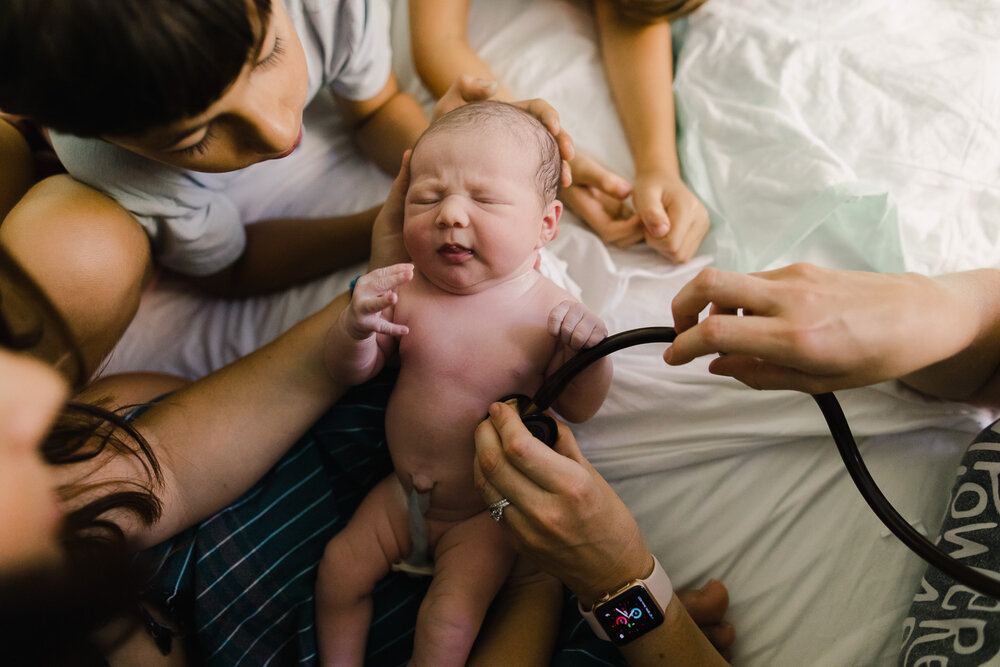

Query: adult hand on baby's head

[635,172,710,264]
[473,402,649,607]
[560,153,645,248]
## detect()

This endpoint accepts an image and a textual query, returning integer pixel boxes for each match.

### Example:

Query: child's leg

[411,513,517,667]
[315,475,411,667]
[0,175,152,374]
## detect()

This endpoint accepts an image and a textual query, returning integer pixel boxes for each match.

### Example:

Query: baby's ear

[536,199,562,248]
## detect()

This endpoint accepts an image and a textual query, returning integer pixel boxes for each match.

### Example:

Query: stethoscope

[503,326,1000,600]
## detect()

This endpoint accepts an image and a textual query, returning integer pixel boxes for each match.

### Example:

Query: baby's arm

[545,300,613,423]
[593,0,709,263]
[322,263,413,386]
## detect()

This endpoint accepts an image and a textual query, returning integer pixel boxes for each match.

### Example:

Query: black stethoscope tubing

[525,326,1000,600]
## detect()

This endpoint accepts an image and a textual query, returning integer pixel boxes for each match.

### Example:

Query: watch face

[595,586,665,645]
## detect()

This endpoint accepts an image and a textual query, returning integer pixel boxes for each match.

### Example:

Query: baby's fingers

[357,263,414,294]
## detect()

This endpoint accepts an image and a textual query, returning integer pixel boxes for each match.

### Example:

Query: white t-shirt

[49,0,392,276]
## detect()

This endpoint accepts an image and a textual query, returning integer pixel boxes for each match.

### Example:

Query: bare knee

[1,176,152,371]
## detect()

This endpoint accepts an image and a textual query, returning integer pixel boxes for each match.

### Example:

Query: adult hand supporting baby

[473,403,733,663]
[664,263,1000,400]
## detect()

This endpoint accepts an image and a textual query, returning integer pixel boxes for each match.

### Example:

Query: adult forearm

[132,292,353,547]
[901,269,1000,405]
[353,91,427,175]
[188,207,378,297]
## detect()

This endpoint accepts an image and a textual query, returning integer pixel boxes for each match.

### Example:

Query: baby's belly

[385,381,503,521]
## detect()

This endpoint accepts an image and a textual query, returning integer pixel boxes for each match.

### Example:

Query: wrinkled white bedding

[102,0,1000,663]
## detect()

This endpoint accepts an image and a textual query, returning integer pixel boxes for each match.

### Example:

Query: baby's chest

[397,299,556,392]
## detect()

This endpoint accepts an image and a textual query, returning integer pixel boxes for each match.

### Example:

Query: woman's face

[0,350,67,573]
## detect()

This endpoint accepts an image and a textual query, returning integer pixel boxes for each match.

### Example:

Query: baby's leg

[411,513,516,667]
[0,175,152,374]
[315,475,411,667]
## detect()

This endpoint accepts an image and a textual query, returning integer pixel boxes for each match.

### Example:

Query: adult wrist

[577,554,674,645]
[573,553,657,609]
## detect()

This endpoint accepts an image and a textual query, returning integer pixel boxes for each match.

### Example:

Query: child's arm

[546,300,613,423]
[593,0,710,263]
[336,71,428,175]
[323,263,413,387]
[409,0,516,102]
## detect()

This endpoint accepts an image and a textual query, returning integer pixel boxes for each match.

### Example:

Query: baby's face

[403,127,559,295]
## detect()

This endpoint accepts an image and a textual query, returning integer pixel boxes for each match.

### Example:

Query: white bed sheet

[101,0,1000,664]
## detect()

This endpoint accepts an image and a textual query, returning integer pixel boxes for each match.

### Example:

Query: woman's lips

[438,243,473,263]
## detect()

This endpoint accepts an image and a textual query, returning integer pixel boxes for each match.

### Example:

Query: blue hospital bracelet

[348,274,361,297]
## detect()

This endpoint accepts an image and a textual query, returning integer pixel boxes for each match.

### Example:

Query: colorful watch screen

[594,586,665,645]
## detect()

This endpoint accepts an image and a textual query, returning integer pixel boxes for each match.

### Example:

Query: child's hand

[561,153,644,249]
[548,300,607,351]
[341,264,414,340]
[634,171,710,264]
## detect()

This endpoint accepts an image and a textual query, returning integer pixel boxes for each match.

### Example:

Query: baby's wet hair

[418,101,562,205]
[0,0,271,138]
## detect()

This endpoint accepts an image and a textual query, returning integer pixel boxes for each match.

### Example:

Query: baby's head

[414,101,562,207]
[404,101,563,294]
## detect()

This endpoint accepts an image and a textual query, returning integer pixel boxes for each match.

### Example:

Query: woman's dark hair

[1,247,165,661]
[0,0,272,137]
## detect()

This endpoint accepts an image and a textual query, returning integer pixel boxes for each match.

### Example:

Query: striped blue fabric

[138,370,623,666]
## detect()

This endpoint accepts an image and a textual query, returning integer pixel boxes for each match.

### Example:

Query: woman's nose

[436,196,470,228]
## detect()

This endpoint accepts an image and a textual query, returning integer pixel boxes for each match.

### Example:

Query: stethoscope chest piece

[497,393,559,448]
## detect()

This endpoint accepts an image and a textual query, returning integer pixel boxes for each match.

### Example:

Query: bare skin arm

[337,71,428,175]
[593,0,709,263]
[186,205,380,297]
[409,0,515,101]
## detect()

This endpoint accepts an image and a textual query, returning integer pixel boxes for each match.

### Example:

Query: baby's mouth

[438,243,473,263]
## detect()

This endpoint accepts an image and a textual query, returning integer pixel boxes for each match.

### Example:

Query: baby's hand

[634,172,710,264]
[548,300,608,351]
[341,263,414,340]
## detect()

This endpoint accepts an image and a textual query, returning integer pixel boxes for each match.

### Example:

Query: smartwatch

[577,555,673,645]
